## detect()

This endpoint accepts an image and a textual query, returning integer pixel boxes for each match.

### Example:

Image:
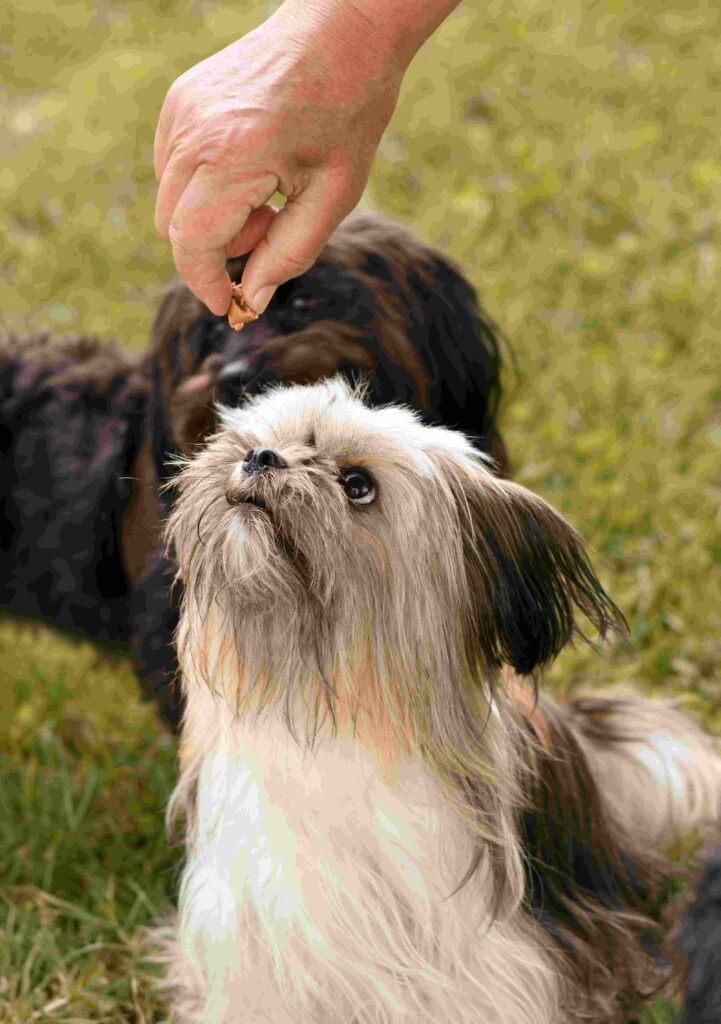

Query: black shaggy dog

[0,211,507,729]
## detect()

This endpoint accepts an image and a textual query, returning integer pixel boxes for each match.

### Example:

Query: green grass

[2,0,721,1019]
[0,623,179,1021]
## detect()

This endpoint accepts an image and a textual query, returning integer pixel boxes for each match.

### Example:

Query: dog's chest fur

[173,698,560,1024]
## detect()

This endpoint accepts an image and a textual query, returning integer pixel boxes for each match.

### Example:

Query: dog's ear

[146,280,223,480]
[449,466,625,675]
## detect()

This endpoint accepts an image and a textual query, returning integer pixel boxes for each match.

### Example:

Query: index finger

[167,164,278,314]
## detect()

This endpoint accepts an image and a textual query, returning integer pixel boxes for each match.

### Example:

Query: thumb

[241,175,359,314]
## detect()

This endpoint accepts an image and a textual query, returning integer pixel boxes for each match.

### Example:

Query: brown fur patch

[256,323,376,383]
[506,673,551,749]
[519,694,675,1021]
[168,355,222,454]
[120,439,163,584]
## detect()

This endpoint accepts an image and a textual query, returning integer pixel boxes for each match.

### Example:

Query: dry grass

[3,0,721,1019]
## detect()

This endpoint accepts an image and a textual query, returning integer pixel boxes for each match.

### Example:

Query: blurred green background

[1,0,720,1019]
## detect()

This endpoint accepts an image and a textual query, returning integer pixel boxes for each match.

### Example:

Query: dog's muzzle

[225,449,287,508]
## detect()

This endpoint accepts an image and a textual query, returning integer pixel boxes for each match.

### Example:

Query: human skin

[154,0,462,316]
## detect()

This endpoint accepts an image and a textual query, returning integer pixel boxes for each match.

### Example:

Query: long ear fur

[144,281,219,482]
[449,468,626,675]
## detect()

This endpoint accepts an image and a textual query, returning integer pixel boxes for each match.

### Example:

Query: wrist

[344,0,465,68]
[271,0,461,77]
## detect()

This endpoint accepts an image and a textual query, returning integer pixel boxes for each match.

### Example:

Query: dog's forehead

[219,379,480,472]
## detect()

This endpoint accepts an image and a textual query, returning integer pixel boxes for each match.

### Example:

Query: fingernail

[247,285,276,315]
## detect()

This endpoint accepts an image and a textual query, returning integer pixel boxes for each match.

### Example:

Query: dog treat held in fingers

[227,283,258,331]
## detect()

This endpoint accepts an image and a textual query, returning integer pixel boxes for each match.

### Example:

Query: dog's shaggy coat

[159,379,720,1024]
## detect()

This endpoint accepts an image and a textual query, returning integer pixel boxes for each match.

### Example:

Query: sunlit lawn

[2,0,720,1019]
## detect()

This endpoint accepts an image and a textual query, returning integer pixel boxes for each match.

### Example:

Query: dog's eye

[340,467,376,506]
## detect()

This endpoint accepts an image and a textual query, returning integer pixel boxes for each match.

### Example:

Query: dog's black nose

[242,448,288,473]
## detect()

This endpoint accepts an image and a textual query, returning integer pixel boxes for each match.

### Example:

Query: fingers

[241,174,360,314]
[162,162,278,315]
[153,88,173,183]
[155,154,194,238]
[224,205,277,259]
[154,75,190,185]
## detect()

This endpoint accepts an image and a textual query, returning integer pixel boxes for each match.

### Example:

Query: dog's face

[149,212,508,487]
[168,379,621,741]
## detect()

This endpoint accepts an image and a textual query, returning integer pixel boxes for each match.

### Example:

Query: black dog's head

[146,211,509,486]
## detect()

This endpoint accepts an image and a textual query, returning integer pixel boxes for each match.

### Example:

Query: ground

[2,0,720,1020]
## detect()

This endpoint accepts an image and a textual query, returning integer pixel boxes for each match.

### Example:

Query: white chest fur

[174,705,561,1024]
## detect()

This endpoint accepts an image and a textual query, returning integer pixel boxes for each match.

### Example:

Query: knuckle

[167,223,192,252]
[168,226,204,270]
[154,207,168,237]
[166,69,193,104]
[169,215,229,255]
[273,250,316,278]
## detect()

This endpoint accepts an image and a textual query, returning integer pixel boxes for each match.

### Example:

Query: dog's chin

[229,498,284,555]
[233,496,273,520]
[219,502,312,616]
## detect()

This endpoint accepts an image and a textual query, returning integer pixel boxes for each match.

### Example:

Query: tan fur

[169,355,223,454]
[506,672,551,749]
[158,379,720,1024]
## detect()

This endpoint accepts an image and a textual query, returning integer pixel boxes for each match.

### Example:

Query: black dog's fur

[677,846,721,1024]
[1,212,507,728]
[0,334,147,645]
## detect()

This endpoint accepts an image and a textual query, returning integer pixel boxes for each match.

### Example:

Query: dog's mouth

[230,493,306,573]
[235,495,272,517]
[225,486,312,584]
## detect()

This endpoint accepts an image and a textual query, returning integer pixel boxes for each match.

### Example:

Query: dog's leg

[128,548,184,730]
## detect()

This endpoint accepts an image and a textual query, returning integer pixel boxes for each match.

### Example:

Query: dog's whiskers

[195,493,226,547]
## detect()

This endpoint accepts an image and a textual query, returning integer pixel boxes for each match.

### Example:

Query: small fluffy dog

[160,378,720,1024]
[0,212,505,729]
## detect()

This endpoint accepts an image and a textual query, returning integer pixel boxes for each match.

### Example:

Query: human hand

[154,0,406,317]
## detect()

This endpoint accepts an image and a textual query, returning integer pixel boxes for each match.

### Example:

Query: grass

[0,623,179,1021]
[2,0,721,1019]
